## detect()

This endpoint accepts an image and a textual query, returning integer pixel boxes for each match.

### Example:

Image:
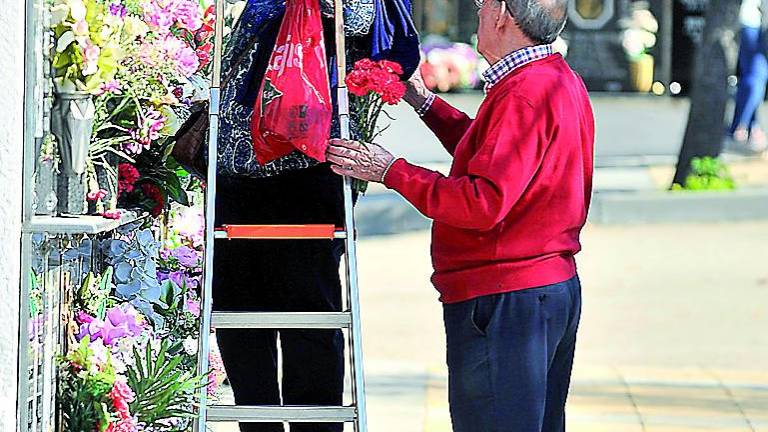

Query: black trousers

[213,164,346,432]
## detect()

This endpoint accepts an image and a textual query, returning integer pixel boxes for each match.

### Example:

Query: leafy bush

[672,157,736,191]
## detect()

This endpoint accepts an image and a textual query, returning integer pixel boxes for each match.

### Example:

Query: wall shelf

[23,210,148,235]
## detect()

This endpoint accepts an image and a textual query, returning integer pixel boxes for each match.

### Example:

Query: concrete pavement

[356,222,768,432]
[209,221,768,431]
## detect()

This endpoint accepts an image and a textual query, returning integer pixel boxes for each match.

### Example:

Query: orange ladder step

[214,224,346,240]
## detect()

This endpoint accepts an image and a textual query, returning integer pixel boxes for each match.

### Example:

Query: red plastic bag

[251,0,332,165]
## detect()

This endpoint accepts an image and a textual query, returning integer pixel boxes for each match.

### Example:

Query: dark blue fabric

[442,277,582,432]
[234,13,284,108]
[731,25,768,133]
[371,0,420,79]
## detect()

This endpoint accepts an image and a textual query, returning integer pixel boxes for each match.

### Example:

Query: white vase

[52,91,95,215]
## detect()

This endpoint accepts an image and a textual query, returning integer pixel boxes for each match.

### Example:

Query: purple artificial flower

[156,270,170,283]
[106,304,145,336]
[168,270,188,288]
[171,245,199,268]
[76,304,145,346]
[78,318,105,342]
[159,248,171,261]
[109,2,127,18]
[122,139,144,155]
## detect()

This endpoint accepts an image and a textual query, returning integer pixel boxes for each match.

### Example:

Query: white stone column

[0,0,27,430]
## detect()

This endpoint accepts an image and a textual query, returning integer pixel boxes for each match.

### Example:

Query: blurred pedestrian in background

[729,0,768,154]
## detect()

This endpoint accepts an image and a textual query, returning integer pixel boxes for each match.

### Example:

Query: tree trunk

[672,0,740,186]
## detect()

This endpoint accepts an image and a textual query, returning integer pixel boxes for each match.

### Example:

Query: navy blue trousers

[443,276,582,432]
[213,165,346,432]
[731,25,768,133]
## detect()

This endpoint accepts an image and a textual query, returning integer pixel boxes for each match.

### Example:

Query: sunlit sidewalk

[367,364,768,432]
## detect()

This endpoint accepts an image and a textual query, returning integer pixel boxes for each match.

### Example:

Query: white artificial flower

[67,0,87,22]
[124,16,150,39]
[56,30,76,52]
[183,337,198,355]
[50,4,71,26]
[71,19,89,37]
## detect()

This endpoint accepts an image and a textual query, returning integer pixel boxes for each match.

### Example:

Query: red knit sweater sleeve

[421,96,474,156]
[384,96,547,231]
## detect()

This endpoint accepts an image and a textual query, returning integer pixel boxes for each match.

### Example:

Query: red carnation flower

[379,60,404,76]
[367,67,393,88]
[196,43,212,69]
[380,80,406,105]
[118,163,140,195]
[354,59,377,71]
[141,183,165,217]
[346,70,371,97]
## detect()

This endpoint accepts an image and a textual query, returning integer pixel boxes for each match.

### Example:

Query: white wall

[0,0,26,429]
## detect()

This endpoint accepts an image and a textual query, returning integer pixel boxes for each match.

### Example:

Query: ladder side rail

[333,0,368,429]
[195,0,226,430]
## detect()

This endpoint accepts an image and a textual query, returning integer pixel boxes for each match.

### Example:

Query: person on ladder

[210,1,419,431]
[212,6,346,432]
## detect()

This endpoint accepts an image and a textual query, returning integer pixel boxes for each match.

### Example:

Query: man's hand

[326,139,396,183]
[403,68,432,108]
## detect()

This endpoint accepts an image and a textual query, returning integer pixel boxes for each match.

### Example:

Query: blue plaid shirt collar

[482,44,554,92]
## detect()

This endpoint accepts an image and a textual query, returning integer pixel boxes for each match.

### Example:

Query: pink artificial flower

[162,35,200,77]
[110,378,136,419]
[185,296,200,317]
[207,370,218,396]
[128,107,166,153]
[105,416,138,432]
[72,20,89,36]
[96,80,122,96]
[174,0,203,31]
[207,350,226,395]
[142,0,175,34]
[82,41,101,75]
[101,210,122,220]
[87,189,108,201]
[76,311,94,325]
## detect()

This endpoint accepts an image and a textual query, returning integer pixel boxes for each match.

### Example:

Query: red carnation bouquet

[345,59,406,192]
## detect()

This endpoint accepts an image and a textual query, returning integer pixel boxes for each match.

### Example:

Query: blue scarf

[371,0,420,79]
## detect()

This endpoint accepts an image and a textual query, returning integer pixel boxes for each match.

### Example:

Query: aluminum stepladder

[194,0,368,430]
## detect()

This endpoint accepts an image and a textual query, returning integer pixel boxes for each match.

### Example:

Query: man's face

[476,0,506,61]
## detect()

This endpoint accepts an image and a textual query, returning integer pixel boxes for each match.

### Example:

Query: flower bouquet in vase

[345,59,406,193]
[50,0,125,214]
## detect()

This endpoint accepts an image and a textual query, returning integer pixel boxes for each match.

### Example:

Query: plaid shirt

[482,44,554,92]
[416,44,554,117]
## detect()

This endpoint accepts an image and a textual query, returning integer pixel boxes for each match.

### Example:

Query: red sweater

[383,54,594,303]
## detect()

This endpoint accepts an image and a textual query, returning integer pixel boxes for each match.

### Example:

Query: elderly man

[327,0,594,430]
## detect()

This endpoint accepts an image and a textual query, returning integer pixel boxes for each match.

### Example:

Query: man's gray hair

[506,0,568,44]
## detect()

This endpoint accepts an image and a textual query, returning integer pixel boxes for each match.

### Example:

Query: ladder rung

[207,405,357,422]
[214,224,346,240]
[212,312,351,329]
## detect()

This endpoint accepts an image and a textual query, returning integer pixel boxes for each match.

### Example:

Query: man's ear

[496,0,511,29]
